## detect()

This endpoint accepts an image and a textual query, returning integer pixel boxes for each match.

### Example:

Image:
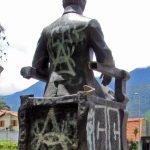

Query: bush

[0,141,18,150]
[129,140,138,150]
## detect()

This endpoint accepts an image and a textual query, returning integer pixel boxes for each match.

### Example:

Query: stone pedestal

[18,95,128,150]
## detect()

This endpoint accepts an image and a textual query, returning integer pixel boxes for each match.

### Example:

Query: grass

[0,141,18,150]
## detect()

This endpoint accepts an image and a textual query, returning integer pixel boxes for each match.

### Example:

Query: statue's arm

[88,19,115,68]
[21,29,50,82]
[88,19,115,85]
[88,20,130,103]
[31,29,49,81]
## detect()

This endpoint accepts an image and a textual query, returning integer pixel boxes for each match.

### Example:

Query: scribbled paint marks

[86,108,96,150]
[86,106,121,150]
[28,105,78,150]
[47,23,88,86]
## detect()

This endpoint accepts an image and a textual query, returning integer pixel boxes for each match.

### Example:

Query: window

[11,120,17,126]
[0,120,5,127]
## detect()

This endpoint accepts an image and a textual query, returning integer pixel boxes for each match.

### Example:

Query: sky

[0,0,150,95]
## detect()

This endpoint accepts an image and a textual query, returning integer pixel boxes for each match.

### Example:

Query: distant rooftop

[128,118,145,122]
[0,109,18,117]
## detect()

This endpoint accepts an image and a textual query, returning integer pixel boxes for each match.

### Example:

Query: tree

[128,128,139,150]
[0,24,5,32]
[133,128,138,140]
[129,140,138,150]
[0,98,10,110]
[0,23,9,70]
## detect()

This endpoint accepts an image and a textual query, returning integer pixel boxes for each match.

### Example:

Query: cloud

[0,0,63,95]
[0,0,150,95]
[0,47,37,95]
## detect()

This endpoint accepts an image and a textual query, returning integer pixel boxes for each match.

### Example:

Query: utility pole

[134,92,141,150]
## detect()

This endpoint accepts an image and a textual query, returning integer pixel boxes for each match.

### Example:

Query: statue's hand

[20,67,36,79]
[100,74,112,86]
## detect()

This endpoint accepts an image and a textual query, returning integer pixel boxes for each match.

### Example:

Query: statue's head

[63,0,86,11]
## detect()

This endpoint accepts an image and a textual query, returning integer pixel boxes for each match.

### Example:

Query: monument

[18,0,130,149]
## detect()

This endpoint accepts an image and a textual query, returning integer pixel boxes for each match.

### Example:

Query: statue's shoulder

[63,14,100,29]
[42,15,100,34]
[73,15,100,28]
[87,19,101,28]
[74,14,92,22]
[67,14,93,24]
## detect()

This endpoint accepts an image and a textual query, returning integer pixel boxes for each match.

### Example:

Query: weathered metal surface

[89,61,130,104]
[20,66,48,82]
[21,0,116,99]
[86,96,128,150]
[18,1,130,149]
[18,95,128,150]
[19,105,77,149]
[18,94,86,150]
[89,61,130,79]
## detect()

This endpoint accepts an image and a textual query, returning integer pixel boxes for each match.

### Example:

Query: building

[127,118,147,142]
[0,110,19,131]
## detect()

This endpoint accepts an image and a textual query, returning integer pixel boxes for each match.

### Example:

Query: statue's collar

[63,5,83,15]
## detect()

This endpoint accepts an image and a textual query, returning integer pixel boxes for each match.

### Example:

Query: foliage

[133,128,138,139]
[0,141,17,150]
[0,24,8,66]
[129,140,138,150]
[128,128,139,150]
[0,98,10,110]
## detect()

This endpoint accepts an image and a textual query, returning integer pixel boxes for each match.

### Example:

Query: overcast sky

[0,0,150,95]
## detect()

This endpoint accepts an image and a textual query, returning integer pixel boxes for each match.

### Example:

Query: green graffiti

[30,108,77,150]
[48,24,87,78]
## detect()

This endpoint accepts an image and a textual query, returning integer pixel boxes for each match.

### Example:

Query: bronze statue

[29,0,115,98]
[19,1,130,149]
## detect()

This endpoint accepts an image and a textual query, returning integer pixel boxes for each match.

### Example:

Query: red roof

[0,110,18,117]
[128,118,145,122]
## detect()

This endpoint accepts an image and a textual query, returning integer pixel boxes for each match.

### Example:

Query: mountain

[96,67,150,118]
[1,67,150,118]
[126,67,150,118]
[0,81,46,111]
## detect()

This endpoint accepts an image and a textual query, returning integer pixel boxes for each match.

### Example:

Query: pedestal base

[18,95,128,150]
